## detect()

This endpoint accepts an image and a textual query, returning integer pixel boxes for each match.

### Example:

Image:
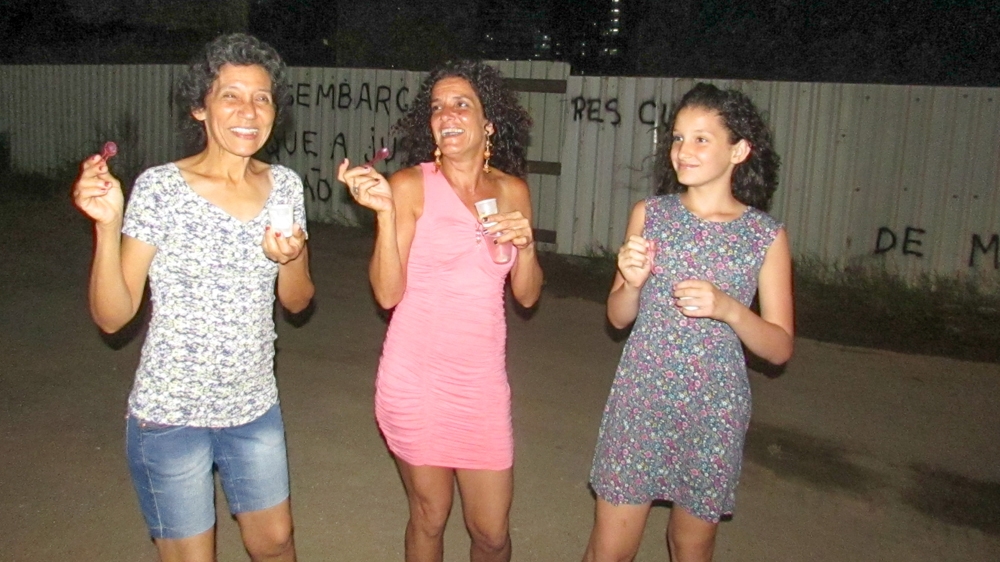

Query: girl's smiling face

[429,76,494,160]
[670,105,749,191]
[192,63,276,157]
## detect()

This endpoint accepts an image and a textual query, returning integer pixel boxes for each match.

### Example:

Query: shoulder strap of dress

[418,162,445,209]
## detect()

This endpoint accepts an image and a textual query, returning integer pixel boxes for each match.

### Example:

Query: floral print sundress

[590,194,781,522]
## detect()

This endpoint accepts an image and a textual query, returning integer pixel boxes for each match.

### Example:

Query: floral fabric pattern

[122,163,307,427]
[590,194,780,522]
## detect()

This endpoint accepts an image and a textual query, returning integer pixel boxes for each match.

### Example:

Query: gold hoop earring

[434,146,442,171]
[483,138,492,174]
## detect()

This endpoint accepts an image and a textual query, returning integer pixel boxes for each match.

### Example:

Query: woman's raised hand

[618,235,653,288]
[338,159,393,214]
[72,154,124,227]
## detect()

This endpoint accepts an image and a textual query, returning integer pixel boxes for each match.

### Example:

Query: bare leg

[153,527,215,562]
[581,498,651,562]
[666,506,718,562]
[396,459,456,562]
[235,499,296,561]
[455,468,513,562]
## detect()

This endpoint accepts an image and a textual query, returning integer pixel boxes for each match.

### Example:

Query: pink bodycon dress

[375,162,517,470]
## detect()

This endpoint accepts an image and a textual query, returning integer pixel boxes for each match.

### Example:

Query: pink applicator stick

[100,141,118,160]
[365,146,390,167]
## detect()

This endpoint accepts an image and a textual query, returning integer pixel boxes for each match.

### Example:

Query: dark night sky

[1,0,998,86]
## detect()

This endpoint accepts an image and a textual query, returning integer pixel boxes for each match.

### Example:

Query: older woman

[72,33,312,562]
[338,60,543,562]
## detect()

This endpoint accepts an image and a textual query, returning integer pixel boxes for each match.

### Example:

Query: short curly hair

[655,83,781,211]
[393,60,533,178]
[174,33,292,151]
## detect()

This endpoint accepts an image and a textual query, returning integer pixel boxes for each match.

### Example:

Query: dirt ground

[2,202,1000,561]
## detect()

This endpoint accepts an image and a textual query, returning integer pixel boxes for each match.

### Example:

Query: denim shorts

[126,402,290,539]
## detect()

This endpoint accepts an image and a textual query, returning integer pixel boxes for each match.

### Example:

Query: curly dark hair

[174,33,292,151]
[393,60,533,178]
[654,83,781,211]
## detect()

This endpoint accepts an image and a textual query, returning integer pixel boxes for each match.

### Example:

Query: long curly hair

[174,33,292,152]
[393,60,532,178]
[655,83,780,211]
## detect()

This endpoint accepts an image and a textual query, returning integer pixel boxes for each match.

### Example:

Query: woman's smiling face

[429,76,494,160]
[192,63,276,157]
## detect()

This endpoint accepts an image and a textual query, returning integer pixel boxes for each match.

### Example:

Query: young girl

[583,83,794,562]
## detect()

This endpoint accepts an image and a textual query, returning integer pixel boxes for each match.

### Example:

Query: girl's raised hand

[338,159,392,214]
[673,279,735,321]
[618,235,653,288]
[262,224,307,264]
[72,154,124,227]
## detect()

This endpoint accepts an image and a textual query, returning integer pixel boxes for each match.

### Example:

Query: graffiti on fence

[260,80,412,202]
[292,81,411,114]
[570,96,677,127]
[875,226,999,269]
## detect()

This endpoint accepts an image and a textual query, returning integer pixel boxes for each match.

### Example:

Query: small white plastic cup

[677,297,698,311]
[474,198,499,220]
[475,198,512,263]
[268,204,294,237]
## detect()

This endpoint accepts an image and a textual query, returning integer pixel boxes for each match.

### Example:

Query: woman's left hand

[672,279,735,321]
[484,211,534,250]
[262,224,307,264]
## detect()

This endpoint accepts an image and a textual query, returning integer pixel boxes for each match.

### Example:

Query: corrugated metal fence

[560,76,1000,287]
[0,64,184,180]
[2,63,998,286]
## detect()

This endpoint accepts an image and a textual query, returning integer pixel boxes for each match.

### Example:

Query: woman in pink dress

[338,60,542,562]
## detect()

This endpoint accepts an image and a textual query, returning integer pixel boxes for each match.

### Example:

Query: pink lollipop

[647,239,664,275]
[365,146,391,167]
[100,141,118,160]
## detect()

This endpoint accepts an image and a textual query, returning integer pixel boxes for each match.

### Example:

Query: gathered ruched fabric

[375,162,516,470]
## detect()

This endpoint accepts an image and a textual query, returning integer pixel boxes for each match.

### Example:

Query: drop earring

[434,146,442,171]
[483,138,492,174]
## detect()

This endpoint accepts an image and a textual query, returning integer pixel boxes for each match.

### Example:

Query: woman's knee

[237,502,295,559]
[467,518,510,553]
[243,522,294,558]
[408,495,452,536]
